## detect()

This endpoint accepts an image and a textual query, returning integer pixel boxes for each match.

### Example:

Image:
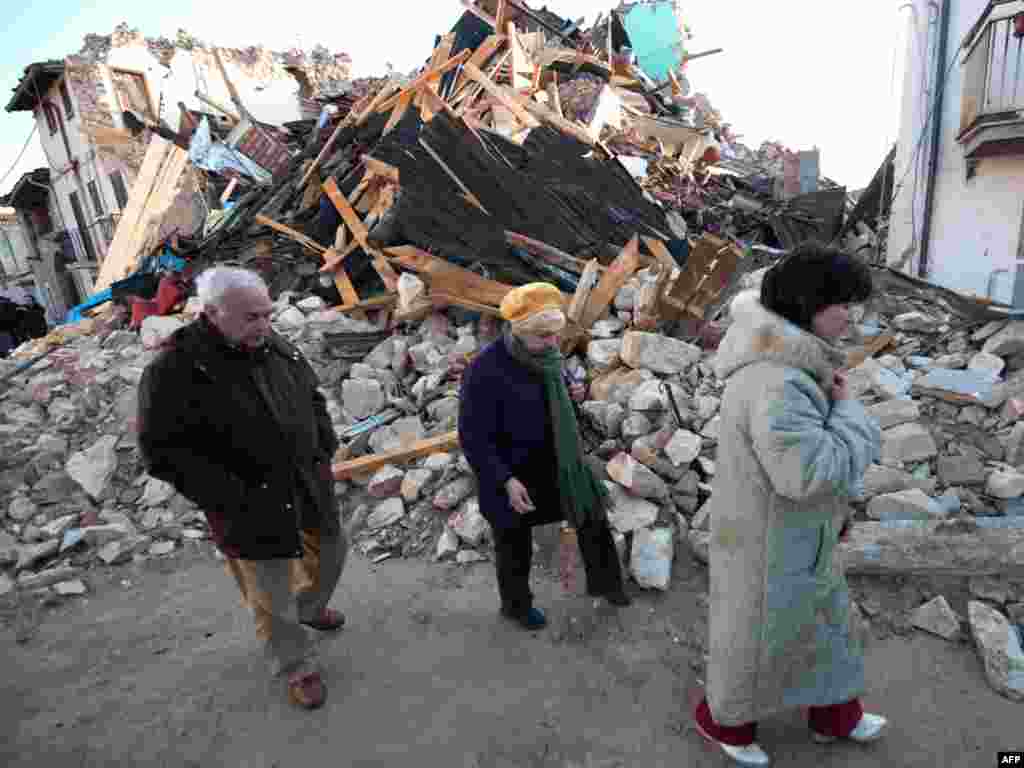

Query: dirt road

[1,545,1018,767]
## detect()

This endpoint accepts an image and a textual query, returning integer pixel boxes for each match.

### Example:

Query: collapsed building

[1,0,1022,700]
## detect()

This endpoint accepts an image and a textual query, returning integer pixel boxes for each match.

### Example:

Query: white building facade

[888,0,1024,304]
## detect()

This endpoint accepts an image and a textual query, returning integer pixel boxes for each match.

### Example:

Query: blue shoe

[502,605,547,630]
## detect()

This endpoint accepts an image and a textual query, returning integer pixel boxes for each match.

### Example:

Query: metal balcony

[959,0,1024,157]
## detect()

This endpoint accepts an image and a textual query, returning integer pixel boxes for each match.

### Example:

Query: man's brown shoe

[287,670,326,709]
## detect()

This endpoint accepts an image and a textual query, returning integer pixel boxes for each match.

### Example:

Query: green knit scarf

[504,328,608,529]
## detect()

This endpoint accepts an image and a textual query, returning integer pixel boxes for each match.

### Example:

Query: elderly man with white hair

[137,266,348,710]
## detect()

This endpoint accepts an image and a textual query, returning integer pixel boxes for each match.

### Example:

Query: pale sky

[1,0,908,195]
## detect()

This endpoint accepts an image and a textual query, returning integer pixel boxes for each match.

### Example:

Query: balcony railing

[960,1,1024,142]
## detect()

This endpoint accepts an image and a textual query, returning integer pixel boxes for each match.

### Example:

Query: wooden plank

[546,76,563,119]
[213,49,249,118]
[578,236,641,329]
[382,91,414,136]
[449,35,506,97]
[503,231,599,274]
[566,260,600,325]
[322,247,360,308]
[495,0,510,31]
[462,62,540,129]
[508,22,533,90]
[94,136,186,293]
[375,50,472,113]
[322,177,399,292]
[320,240,361,273]
[417,85,454,124]
[364,157,400,184]
[430,293,503,316]
[254,214,326,254]
[335,294,397,313]
[332,432,460,480]
[385,245,515,307]
[355,81,402,126]
[322,177,369,245]
[295,81,398,192]
[517,93,596,148]
[638,237,675,325]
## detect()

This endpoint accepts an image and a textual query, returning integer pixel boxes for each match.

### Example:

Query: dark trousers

[493,520,623,615]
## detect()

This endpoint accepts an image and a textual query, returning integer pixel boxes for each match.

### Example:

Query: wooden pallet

[660,234,744,320]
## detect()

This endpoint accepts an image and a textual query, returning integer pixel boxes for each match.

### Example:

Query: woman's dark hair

[760,241,872,329]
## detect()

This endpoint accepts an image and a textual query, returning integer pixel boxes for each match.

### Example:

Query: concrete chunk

[621,332,701,374]
[983,321,1024,358]
[867,489,945,521]
[968,601,1024,701]
[604,481,659,533]
[881,423,938,465]
[867,399,920,430]
[912,596,962,640]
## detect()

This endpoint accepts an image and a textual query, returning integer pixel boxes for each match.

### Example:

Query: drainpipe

[917,0,951,279]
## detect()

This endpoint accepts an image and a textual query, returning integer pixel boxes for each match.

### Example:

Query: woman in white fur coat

[693,243,885,767]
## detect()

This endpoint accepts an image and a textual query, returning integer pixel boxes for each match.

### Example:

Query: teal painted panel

[621,3,685,82]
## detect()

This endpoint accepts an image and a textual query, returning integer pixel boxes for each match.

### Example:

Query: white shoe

[695,719,771,766]
[812,713,888,744]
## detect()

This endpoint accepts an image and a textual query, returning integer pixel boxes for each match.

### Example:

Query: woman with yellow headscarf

[458,283,629,630]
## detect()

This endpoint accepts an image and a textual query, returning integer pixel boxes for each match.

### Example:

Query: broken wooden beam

[321,177,399,292]
[254,214,326,255]
[462,62,540,129]
[578,236,641,329]
[375,50,473,114]
[332,431,460,480]
[385,245,514,307]
[689,519,1024,577]
[503,231,597,274]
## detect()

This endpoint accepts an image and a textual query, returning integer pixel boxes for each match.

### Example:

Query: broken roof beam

[321,176,399,292]
[375,50,473,114]
[385,245,515,307]
[462,62,540,129]
[448,35,506,101]
[253,214,326,255]
[578,236,641,329]
[332,432,460,480]
[504,231,599,275]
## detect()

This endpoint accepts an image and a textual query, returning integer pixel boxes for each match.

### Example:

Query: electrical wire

[0,123,39,189]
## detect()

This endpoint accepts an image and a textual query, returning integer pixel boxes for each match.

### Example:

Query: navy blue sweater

[458,338,562,531]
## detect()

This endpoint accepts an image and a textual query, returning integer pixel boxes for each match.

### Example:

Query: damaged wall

[20,24,353,308]
[888,0,1024,303]
[74,25,352,129]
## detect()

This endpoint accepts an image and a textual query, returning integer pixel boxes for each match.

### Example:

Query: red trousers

[695,696,863,746]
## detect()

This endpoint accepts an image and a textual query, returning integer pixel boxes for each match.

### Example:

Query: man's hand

[569,382,587,403]
[506,477,536,515]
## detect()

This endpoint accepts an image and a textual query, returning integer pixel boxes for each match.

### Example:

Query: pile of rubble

[2,255,1024,698]
[2,0,1020,699]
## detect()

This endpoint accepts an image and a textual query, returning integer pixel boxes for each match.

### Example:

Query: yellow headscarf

[499,282,566,336]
